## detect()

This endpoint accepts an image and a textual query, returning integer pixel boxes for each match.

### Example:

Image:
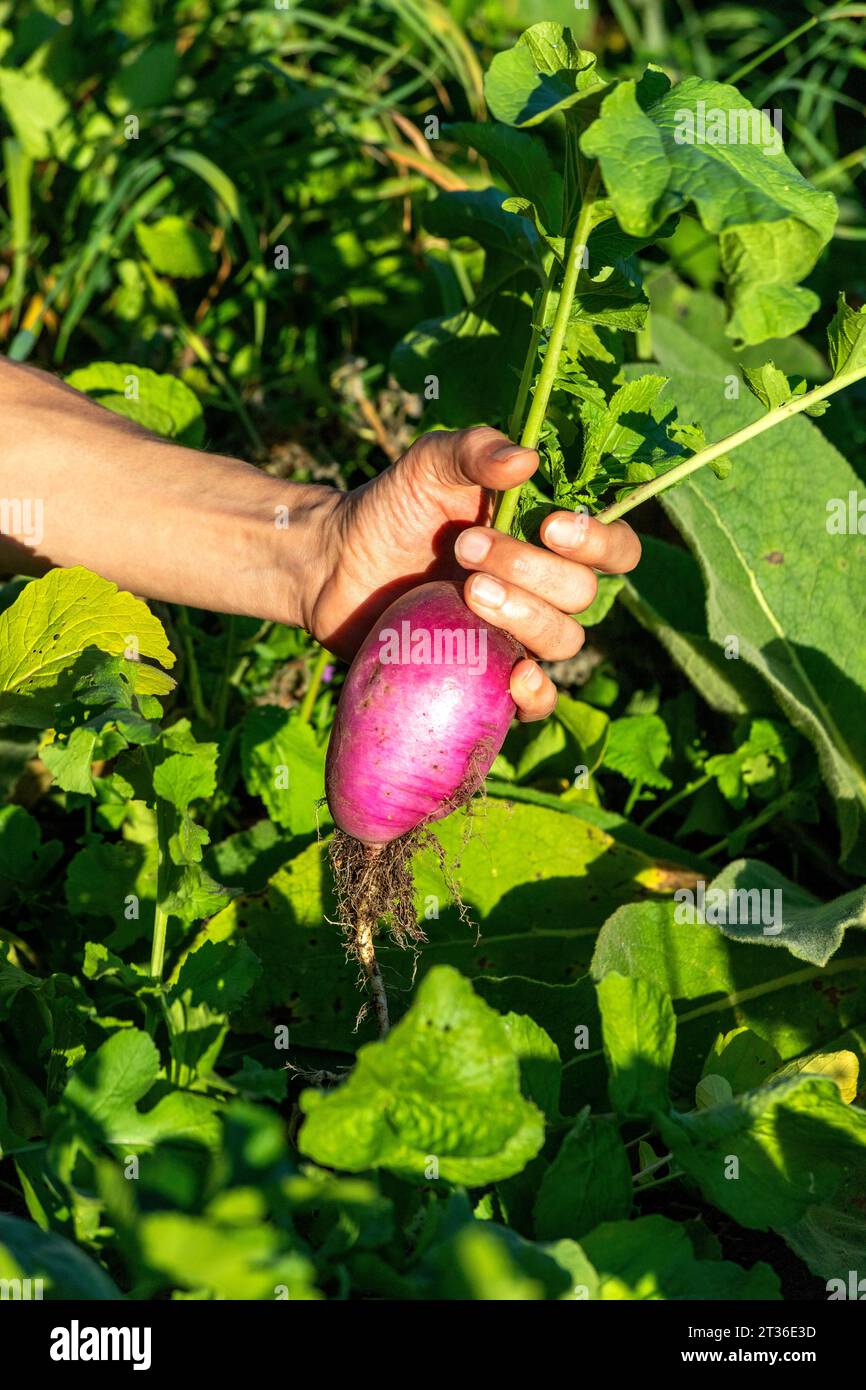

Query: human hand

[306,427,641,721]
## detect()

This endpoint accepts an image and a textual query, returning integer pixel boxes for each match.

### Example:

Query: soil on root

[328,825,474,1036]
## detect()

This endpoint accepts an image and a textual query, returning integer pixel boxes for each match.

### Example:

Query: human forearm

[0,360,336,627]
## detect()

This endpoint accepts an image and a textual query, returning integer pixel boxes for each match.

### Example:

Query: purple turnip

[325,580,522,1032]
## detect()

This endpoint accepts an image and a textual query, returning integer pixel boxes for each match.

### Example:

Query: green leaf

[604,714,672,791]
[703,1026,782,1095]
[533,1109,632,1240]
[580,1213,781,1299]
[61,1029,220,1153]
[620,537,774,718]
[170,940,261,1014]
[135,215,215,279]
[591,884,866,1095]
[41,727,99,795]
[0,568,174,727]
[657,1076,866,1229]
[0,70,69,160]
[597,972,676,1118]
[240,706,327,836]
[66,839,156,943]
[644,319,866,863]
[484,23,606,128]
[422,189,544,273]
[298,966,545,1184]
[553,692,609,771]
[502,1010,561,1120]
[582,77,836,344]
[391,256,533,427]
[137,1212,319,1300]
[446,121,563,232]
[0,1214,119,1300]
[827,292,866,378]
[0,805,62,901]
[153,745,218,811]
[65,363,204,446]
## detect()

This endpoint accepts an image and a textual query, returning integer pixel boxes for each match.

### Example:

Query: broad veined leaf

[484,23,607,129]
[769,1049,859,1105]
[657,1075,866,1229]
[702,1026,782,1094]
[298,966,546,1184]
[620,537,774,718]
[582,77,837,344]
[391,252,533,427]
[597,972,676,1118]
[603,714,672,791]
[445,121,563,232]
[422,188,544,274]
[60,1029,220,1152]
[703,859,866,967]
[642,320,866,863]
[591,886,866,1095]
[0,568,175,726]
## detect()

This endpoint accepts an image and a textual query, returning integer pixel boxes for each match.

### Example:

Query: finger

[464,572,585,662]
[455,526,597,615]
[407,426,539,494]
[539,511,642,574]
[510,659,558,723]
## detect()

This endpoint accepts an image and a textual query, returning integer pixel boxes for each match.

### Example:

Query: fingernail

[546,512,589,546]
[455,528,492,564]
[471,574,505,609]
[523,663,543,691]
[492,443,533,462]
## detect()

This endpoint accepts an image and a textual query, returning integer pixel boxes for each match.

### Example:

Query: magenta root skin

[326,580,522,845]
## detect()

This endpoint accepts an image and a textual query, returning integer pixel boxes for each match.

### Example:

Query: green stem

[213,616,237,733]
[641,773,711,830]
[493,164,602,536]
[175,605,212,726]
[298,644,331,725]
[702,788,802,859]
[597,361,866,525]
[507,267,556,442]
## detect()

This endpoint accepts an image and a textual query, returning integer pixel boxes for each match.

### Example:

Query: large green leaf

[484,23,606,128]
[620,537,774,717]
[240,706,328,836]
[0,568,175,726]
[641,319,866,863]
[533,1110,632,1240]
[582,77,836,343]
[422,188,544,272]
[298,966,546,1184]
[590,884,866,1095]
[446,121,563,232]
[657,1075,866,1229]
[580,1213,780,1299]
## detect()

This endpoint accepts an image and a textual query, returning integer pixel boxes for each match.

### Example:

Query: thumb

[407,426,539,494]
